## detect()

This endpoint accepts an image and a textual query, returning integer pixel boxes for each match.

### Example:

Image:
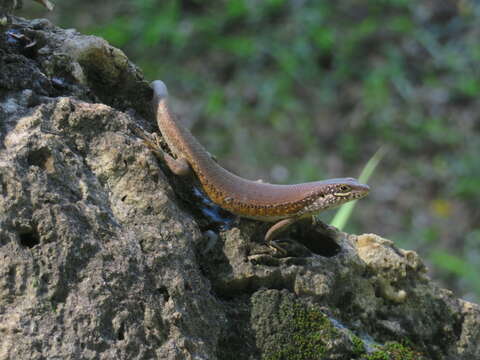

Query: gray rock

[0,1,20,25]
[0,15,479,360]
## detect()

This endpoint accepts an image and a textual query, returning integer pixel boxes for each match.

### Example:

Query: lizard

[141,80,370,252]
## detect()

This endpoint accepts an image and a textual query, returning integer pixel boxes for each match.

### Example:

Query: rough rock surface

[1,8,480,360]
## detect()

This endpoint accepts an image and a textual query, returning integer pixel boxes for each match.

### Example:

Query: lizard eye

[339,185,351,192]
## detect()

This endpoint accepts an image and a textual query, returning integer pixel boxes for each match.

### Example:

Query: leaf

[33,0,54,11]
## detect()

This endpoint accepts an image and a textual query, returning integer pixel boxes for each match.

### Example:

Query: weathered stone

[0,15,479,360]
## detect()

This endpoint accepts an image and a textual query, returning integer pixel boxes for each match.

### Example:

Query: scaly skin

[147,80,370,249]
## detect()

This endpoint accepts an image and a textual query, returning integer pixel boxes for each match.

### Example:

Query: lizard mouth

[333,192,352,197]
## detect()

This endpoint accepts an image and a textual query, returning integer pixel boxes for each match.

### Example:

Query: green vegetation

[364,341,428,360]
[262,302,353,359]
[260,300,427,360]
[20,0,480,302]
[351,335,366,355]
[332,146,386,230]
[263,302,334,359]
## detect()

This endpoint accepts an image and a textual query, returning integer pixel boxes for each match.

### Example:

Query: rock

[1,0,53,26]
[0,15,479,360]
[0,1,20,25]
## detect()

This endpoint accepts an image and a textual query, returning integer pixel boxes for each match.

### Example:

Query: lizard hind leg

[130,123,191,176]
[143,131,191,176]
[162,153,191,176]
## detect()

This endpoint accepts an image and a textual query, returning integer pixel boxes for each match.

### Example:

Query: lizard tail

[151,80,169,101]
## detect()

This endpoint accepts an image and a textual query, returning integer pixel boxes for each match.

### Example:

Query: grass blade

[330,146,386,231]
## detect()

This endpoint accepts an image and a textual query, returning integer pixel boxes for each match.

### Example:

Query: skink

[145,80,369,251]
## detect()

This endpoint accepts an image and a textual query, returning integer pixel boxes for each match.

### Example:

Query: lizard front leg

[264,217,300,255]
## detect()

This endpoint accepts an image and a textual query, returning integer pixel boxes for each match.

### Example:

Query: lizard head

[303,178,370,214]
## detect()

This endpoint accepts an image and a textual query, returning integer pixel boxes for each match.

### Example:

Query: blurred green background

[20,0,480,302]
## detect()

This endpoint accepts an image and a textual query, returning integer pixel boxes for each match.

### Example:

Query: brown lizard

[143,80,370,251]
